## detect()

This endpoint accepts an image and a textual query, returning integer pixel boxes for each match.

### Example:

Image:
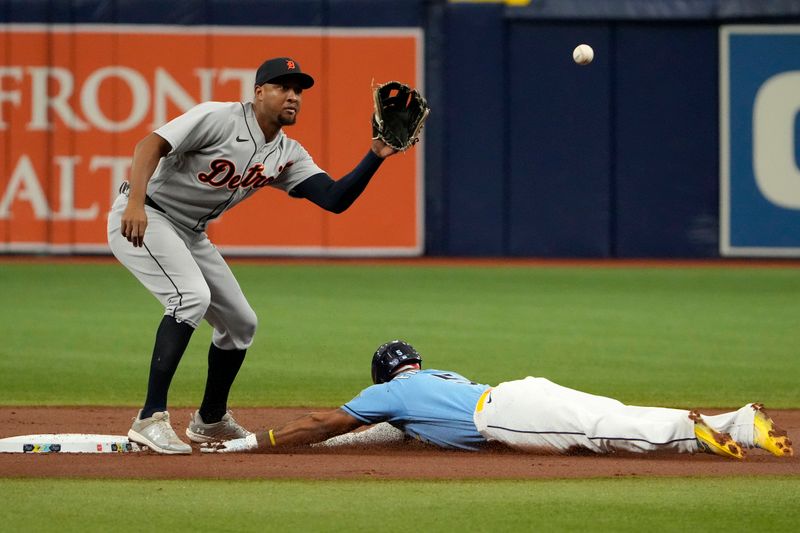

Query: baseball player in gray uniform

[107,57,402,454]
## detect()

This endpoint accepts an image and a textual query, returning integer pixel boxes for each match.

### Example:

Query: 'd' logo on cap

[286,60,296,70]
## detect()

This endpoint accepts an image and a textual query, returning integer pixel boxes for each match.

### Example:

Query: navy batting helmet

[371,340,422,384]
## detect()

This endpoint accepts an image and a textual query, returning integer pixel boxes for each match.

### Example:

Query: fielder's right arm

[120,133,171,247]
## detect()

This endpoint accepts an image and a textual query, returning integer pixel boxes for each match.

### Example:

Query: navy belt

[144,195,166,214]
[119,181,166,214]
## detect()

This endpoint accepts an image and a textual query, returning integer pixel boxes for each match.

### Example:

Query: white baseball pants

[473,377,756,454]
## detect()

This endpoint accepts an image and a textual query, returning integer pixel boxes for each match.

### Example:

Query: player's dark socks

[140,316,195,419]
[198,344,247,423]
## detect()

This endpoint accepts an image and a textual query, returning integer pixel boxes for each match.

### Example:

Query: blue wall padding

[328,0,424,26]
[613,25,719,257]
[420,1,447,255]
[5,0,799,24]
[116,0,209,25]
[64,1,116,24]
[3,0,51,22]
[506,23,612,257]
[443,3,506,255]
[206,1,325,26]
[507,0,800,20]
[0,1,424,26]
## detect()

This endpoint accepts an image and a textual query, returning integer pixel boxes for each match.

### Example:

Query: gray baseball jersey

[108,100,324,349]
[149,101,323,231]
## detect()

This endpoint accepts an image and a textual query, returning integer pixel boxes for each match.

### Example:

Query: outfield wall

[437,2,800,258]
[1,0,799,258]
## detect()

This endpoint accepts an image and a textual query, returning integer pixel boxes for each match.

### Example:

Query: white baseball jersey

[148,101,323,231]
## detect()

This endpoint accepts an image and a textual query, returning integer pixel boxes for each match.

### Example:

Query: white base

[0,434,141,453]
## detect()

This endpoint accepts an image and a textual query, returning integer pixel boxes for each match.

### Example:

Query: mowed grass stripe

[1,477,798,531]
[0,263,797,407]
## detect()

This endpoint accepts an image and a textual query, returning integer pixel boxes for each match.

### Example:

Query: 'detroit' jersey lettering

[148,101,323,231]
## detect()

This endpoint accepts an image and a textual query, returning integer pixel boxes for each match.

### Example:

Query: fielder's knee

[213,307,257,350]
[169,282,211,328]
[235,307,258,349]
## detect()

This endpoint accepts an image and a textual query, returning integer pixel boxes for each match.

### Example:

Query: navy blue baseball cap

[255,57,314,89]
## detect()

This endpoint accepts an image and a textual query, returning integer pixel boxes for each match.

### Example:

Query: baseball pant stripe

[143,242,183,319]
[485,425,696,446]
[474,377,699,454]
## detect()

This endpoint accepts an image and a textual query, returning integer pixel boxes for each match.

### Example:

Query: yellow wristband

[268,429,276,447]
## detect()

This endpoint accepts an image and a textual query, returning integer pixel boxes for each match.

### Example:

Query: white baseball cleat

[185,410,252,444]
[128,410,192,455]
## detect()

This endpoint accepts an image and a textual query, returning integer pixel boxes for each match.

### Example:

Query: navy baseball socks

[184,344,251,443]
[140,315,195,419]
[128,315,195,454]
[198,343,247,423]
[135,318,251,447]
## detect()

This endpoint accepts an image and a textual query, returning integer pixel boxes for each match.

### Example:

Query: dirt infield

[0,407,797,480]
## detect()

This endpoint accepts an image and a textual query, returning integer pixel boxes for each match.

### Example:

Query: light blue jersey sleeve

[341,383,405,424]
[341,369,490,451]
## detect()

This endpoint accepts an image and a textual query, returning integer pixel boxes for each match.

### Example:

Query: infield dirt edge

[0,407,797,480]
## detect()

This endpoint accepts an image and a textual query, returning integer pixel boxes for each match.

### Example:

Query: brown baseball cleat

[689,410,745,460]
[751,403,793,457]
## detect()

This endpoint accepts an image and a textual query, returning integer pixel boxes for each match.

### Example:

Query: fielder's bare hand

[120,204,148,248]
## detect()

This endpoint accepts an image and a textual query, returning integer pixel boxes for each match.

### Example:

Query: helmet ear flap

[371,340,422,384]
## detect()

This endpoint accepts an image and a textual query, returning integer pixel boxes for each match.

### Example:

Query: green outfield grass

[0,262,798,408]
[2,477,798,531]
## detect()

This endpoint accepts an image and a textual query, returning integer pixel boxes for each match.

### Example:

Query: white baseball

[573,44,594,65]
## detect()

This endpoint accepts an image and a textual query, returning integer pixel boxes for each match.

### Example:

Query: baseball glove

[371,81,430,152]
